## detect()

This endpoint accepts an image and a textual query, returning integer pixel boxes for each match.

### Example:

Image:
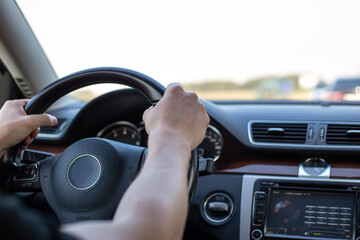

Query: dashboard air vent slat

[327,124,360,145]
[252,123,307,144]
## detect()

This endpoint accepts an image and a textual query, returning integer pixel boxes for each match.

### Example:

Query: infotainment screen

[265,189,356,240]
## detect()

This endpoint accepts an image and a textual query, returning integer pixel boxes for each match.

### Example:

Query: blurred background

[16,0,360,101]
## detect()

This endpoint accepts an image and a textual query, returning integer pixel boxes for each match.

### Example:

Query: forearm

[113,128,191,240]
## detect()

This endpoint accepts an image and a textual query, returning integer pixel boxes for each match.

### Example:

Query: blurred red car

[326,78,360,101]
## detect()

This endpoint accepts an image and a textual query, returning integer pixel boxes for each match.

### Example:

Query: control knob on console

[251,229,263,240]
[201,192,234,225]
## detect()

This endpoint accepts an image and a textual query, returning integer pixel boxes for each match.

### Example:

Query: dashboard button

[308,127,314,139]
[255,200,265,208]
[319,127,325,140]
[254,217,264,225]
[261,181,274,186]
[255,193,266,200]
[251,229,263,240]
[255,209,265,216]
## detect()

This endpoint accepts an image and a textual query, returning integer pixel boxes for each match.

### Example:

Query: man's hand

[143,83,209,152]
[0,99,58,158]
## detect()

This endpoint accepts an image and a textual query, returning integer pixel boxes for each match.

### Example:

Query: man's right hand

[143,83,209,152]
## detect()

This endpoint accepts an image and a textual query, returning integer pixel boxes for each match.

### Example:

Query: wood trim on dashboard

[30,135,360,179]
[29,144,67,154]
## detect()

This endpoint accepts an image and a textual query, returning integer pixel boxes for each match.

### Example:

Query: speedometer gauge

[97,121,141,146]
[198,125,223,161]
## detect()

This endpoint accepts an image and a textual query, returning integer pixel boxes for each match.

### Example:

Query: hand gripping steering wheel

[5,67,198,224]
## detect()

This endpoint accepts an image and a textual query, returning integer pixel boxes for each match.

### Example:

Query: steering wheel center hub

[67,154,101,190]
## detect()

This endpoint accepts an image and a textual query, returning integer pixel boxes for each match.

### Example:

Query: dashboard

[28,88,360,240]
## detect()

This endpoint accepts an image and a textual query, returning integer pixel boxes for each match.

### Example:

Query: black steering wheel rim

[25,67,165,114]
[6,67,198,223]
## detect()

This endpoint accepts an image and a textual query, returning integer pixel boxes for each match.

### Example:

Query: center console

[241,175,360,240]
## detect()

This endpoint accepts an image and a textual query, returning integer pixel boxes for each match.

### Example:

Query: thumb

[142,105,154,122]
[27,113,58,128]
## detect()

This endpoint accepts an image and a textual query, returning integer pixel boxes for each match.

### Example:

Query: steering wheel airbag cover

[40,138,144,223]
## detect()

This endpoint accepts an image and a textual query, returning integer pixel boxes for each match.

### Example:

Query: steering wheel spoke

[7,149,56,192]
[20,149,55,164]
[8,160,47,192]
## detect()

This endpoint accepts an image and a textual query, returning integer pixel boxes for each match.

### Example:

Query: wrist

[148,128,191,152]
[146,128,192,166]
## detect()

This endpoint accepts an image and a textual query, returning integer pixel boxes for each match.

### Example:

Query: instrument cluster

[97,121,224,161]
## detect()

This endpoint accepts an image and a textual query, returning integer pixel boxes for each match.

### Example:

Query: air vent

[40,118,66,134]
[326,124,360,145]
[14,78,33,98]
[252,123,308,144]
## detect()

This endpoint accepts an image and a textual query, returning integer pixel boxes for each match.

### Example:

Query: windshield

[16,0,360,101]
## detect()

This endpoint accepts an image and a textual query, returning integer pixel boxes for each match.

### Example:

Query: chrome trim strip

[36,120,69,140]
[202,192,234,224]
[66,154,101,191]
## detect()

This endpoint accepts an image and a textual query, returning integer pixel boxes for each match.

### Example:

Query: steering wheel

[4,67,199,224]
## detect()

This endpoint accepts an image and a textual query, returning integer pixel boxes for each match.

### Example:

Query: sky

[16,0,360,89]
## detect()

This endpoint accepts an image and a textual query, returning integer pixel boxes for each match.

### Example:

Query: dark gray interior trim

[0,0,57,94]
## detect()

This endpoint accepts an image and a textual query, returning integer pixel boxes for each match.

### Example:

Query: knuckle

[168,84,184,93]
[188,92,198,101]
[3,100,12,107]
[142,110,149,121]
[198,101,206,110]
[205,114,210,124]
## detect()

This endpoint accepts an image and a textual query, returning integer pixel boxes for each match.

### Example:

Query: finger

[22,136,33,148]
[164,83,185,97]
[167,82,182,88]
[11,99,31,115]
[27,113,58,129]
[167,83,184,92]
[30,128,40,138]
[2,99,30,109]
[11,99,30,107]
[142,106,152,122]
[187,92,199,101]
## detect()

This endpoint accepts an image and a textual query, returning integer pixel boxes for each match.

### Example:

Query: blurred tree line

[183,75,301,92]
